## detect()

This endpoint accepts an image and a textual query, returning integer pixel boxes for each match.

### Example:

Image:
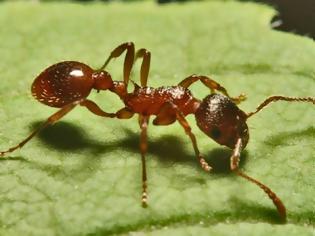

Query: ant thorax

[124,86,199,116]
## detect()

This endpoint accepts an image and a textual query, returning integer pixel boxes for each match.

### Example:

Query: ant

[1,42,314,221]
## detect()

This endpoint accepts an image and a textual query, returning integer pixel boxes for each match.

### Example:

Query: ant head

[195,94,249,149]
[92,70,113,90]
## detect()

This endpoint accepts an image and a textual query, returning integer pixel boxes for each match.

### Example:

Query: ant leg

[116,107,134,119]
[99,42,135,86]
[153,102,212,172]
[135,49,151,87]
[247,95,315,118]
[230,138,286,220]
[81,101,135,120]
[178,75,246,104]
[80,99,116,118]
[139,115,150,207]
[0,99,119,157]
[0,100,81,157]
[152,102,176,126]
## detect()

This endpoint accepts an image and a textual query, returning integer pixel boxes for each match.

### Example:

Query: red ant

[1,42,314,221]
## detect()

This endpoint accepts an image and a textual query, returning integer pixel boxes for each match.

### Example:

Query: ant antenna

[247,96,315,118]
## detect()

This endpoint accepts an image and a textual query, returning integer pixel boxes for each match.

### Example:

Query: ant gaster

[1,42,315,221]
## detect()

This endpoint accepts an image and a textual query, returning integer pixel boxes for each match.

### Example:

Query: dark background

[241,0,315,39]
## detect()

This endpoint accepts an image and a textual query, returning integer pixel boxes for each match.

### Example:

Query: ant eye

[210,127,221,139]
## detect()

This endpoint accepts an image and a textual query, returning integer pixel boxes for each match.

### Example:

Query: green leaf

[0,1,314,235]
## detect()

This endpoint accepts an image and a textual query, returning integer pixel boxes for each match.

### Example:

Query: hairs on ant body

[1,42,314,221]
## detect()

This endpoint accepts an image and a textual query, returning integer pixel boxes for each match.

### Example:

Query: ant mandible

[1,42,314,221]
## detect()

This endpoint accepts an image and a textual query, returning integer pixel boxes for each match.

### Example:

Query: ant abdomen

[195,94,249,149]
[32,61,95,108]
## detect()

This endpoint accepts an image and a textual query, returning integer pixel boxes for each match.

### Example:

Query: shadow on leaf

[0,156,28,162]
[264,126,315,147]
[30,121,248,175]
[119,128,195,164]
[4,121,314,227]
[228,197,285,224]
[205,148,248,174]
[31,121,114,154]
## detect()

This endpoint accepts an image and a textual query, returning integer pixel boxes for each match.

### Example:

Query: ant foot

[141,193,148,208]
[232,93,247,104]
[230,156,240,171]
[200,158,212,172]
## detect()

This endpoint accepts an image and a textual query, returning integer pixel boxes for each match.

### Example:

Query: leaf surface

[0,1,314,235]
